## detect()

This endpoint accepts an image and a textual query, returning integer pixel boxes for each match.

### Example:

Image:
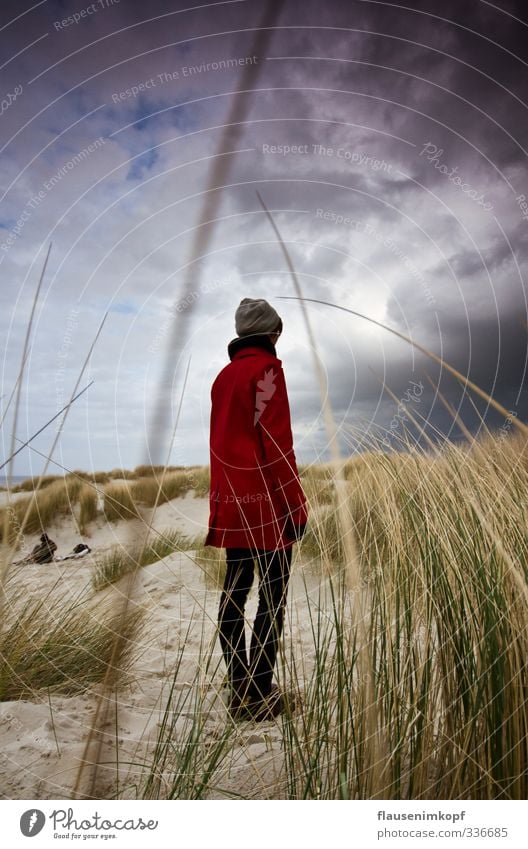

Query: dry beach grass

[0,432,527,799]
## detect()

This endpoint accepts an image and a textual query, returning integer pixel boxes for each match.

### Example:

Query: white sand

[0,489,332,800]
[0,489,34,507]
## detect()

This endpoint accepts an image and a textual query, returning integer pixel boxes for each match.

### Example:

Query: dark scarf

[227,333,277,361]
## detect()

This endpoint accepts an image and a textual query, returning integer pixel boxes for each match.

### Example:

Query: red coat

[205,334,308,551]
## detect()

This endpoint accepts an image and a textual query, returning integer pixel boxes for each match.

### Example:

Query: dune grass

[1,436,526,799]
[92,528,198,590]
[103,483,141,522]
[188,466,210,498]
[139,640,238,800]
[11,474,63,493]
[0,580,142,700]
[98,468,208,523]
[0,475,85,544]
[0,464,211,580]
[281,430,528,799]
[0,466,212,547]
[107,468,136,480]
[299,464,336,506]
[131,471,193,506]
[71,470,111,485]
[78,485,99,534]
[133,464,185,478]
[193,545,227,590]
[134,429,528,800]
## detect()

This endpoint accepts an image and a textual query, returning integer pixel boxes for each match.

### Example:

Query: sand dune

[0,490,328,800]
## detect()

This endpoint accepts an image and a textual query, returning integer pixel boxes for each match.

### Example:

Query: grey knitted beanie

[235,298,282,337]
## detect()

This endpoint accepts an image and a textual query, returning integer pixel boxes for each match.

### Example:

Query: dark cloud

[1,0,526,471]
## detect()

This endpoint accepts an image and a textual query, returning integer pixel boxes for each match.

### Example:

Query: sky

[1,0,527,475]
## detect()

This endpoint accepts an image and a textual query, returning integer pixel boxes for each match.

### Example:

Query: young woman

[205,297,307,720]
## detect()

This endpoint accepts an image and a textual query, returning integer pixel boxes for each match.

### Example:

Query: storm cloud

[1,0,526,474]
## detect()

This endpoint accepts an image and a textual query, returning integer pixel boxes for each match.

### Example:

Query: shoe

[246,685,298,722]
[228,699,253,721]
[227,686,253,721]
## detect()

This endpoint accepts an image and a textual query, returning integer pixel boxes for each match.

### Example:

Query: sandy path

[0,494,332,800]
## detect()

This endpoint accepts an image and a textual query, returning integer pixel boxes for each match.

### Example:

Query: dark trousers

[219,546,292,701]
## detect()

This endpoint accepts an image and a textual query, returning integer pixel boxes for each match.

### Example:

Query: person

[28,532,57,564]
[56,542,91,561]
[205,297,308,721]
